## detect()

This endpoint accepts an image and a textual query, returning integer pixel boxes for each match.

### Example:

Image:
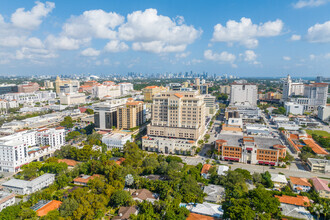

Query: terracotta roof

[79,107,87,113]
[201,164,212,174]
[187,213,220,220]
[289,176,312,187]
[216,139,228,143]
[243,136,254,142]
[36,200,62,217]
[56,126,65,130]
[126,101,143,106]
[303,139,328,155]
[275,195,310,207]
[58,159,78,167]
[0,193,15,205]
[38,128,49,132]
[73,174,101,184]
[115,158,125,165]
[290,134,299,140]
[273,144,286,149]
[144,86,158,89]
[97,131,109,135]
[142,136,148,139]
[132,189,155,200]
[174,93,183,98]
[311,177,330,192]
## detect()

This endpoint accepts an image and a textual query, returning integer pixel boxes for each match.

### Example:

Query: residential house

[187,213,221,220]
[275,195,312,220]
[31,200,62,217]
[289,177,311,193]
[311,177,330,199]
[132,189,157,203]
[217,165,229,176]
[203,184,225,203]
[271,174,288,188]
[186,202,223,218]
[113,206,138,220]
[201,164,212,179]
[73,174,101,186]
[58,159,78,167]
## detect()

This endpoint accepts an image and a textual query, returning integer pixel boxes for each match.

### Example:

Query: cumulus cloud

[306,21,330,43]
[243,50,257,62]
[204,49,236,64]
[175,52,191,59]
[291,34,301,41]
[81,48,100,57]
[104,40,129,52]
[62,9,124,39]
[11,1,55,30]
[293,0,329,8]
[283,56,291,61]
[310,54,316,60]
[212,17,283,48]
[15,47,57,60]
[46,35,90,50]
[118,9,201,53]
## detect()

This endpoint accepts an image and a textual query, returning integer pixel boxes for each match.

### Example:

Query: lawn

[305,130,330,138]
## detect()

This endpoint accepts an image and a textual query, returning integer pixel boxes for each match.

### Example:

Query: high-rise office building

[282,74,304,101]
[230,83,258,106]
[304,83,328,107]
[117,99,145,130]
[55,76,80,94]
[142,90,206,154]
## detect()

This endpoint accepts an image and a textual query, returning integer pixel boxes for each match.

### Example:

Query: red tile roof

[289,176,312,187]
[311,177,330,192]
[187,213,220,220]
[201,164,212,174]
[115,158,125,165]
[275,195,310,207]
[303,139,328,155]
[36,200,62,217]
[58,159,78,167]
[73,174,101,184]
[144,86,158,89]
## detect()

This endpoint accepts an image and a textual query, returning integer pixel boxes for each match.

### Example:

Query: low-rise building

[317,105,330,121]
[279,203,313,220]
[284,102,304,115]
[113,206,138,220]
[73,174,100,186]
[185,202,223,218]
[275,195,310,207]
[60,93,86,105]
[294,117,320,127]
[289,176,311,193]
[203,184,225,203]
[271,174,288,188]
[0,192,15,211]
[2,173,55,195]
[276,121,300,131]
[217,165,229,176]
[31,200,62,217]
[310,177,330,199]
[102,132,132,150]
[245,124,269,135]
[201,164,212,179]
[307,158,330,173]
[132,189,157,203]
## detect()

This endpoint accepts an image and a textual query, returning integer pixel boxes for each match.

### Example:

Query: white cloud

[212,17,283,48]
[293,0,329,8]
[310,54,316,60]
[15,47,57,60]
[11,1,55,30]
[243,50,257,62]
[104,40,129,52]
[81,48,100,57]
[283,56,291,61]
[175,52,191,59]
[291,34,301,41]
[306,21,330,43]
[62,9,124,39]
[118,8,201,53]
[46,35,90,50]
[204,49,236,64]
[324,53,330,59]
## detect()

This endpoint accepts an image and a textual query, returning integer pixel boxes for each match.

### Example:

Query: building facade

[230,83,257,106]
[142,90,206,154]
[117,99,145,130]
[55,76,80,94]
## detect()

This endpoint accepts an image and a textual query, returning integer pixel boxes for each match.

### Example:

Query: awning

[270,162,276,165]
[246,148,253,151]
[264,161,270,165]
[223,157,229,160]
[234,158,239,161]
[258,161,264,164]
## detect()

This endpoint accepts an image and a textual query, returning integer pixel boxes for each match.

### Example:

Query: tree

[110,190,131,207]
[85,108,94,114]
[18,208,37,219]
[59,198,79,217]
[60,116,74,128]
[223,198,255,220]
[261,171,274,188]
[0,205,20,220]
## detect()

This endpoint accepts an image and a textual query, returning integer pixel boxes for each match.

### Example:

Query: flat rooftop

[217,134,282,150]
[308,158,330,165]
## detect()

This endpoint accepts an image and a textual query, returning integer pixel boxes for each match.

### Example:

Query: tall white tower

[282,74,292,101]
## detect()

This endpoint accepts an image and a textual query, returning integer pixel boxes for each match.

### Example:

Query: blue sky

[0,0,330,77]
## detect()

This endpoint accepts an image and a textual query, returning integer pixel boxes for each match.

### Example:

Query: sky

[0,0,330,77]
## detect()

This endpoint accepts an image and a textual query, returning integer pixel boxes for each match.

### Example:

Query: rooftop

[289,176,312,187]
[271,173,288,184]
[187,213,220,220]
[201,164,212,174]
[132,189,155,200]
[58,159,78,167]
[308,158,330,165]
[35,200,62,217]
[275,195,310,207]
[310,177,330,192]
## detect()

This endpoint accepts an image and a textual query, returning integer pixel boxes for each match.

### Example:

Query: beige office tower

[117,99,145,130]
[142,90,206,155]
[55,76,80,94]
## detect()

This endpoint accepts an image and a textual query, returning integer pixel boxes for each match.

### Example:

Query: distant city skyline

[0,0,330,77]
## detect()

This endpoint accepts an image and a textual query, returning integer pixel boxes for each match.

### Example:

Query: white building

[119,83,134,96]
[2,173,55,195]
[318,105,330,122]
[203,94,217,116]
[92,84,121,99]
[0,99,19,114]
[282,75,304,101]
[0,91,56,104]
[60,93,86,105]
[0,192,15,211]
[102,132,132,150]
[276,121,300,131]
[245,124,270,135]
[230,83,258,106]
[0,128,65,172]
[284,102,304,115]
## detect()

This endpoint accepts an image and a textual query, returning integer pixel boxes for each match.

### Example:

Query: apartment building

[117,99,145,130]
[55,76,80,94]
[142,90,206,154]
[203,94,217,116]
[2,173,55,195]
[0,192,15,211]
[94,99,127,130]
[0,128,65,172]
[303,83,328,110]
[44,80,54,89]
[219,85,231,95]
[230,83,258,106]
[59,93,86,105]
[142,86,167,102]
[0,91,56,104]
[17,82,39,93]
[92,84,121,99]
[119,82,134,96]
[215,135,286,166]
